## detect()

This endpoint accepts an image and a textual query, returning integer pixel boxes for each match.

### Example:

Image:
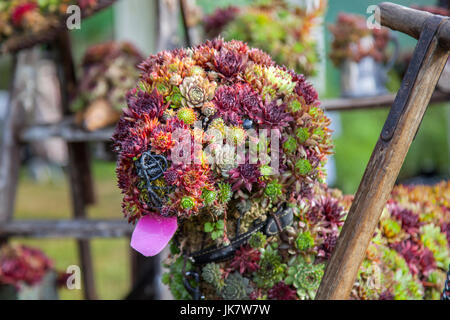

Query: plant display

[348,182,450,300]
[113,38,332,225]
[379,182,450,300]
[328,12,391,67]
[202,0,327,77]
[0,0,100,43]
[113,38,449,300]
[72,41,143,131]
[188,182,448,300]
[0,244,53,288]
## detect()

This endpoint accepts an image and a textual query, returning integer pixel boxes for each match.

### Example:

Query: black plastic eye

[135,151,170,209]
[243,119,253,130]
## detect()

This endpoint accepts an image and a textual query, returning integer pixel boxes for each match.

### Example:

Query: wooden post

[179,0,192,47]
[0,56,20,224]
[0,55,20,248]
[179,0,202,47]
[54,30,98,300]
[316,3,450,300]
[126,251,162,300]
[156,0,182,51]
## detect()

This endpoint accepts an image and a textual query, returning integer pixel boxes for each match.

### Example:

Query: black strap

[442,264,450,300]
[189,205,294,265]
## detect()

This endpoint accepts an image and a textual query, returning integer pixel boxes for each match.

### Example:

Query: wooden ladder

[0,0,197,301]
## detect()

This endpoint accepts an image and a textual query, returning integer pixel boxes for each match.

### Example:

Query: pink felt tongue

[130,215,178,256]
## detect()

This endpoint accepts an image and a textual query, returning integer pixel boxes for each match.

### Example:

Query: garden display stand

[317,3,450,300]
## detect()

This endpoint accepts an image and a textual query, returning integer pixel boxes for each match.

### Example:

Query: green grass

[332,103,450,194]
[12,160,131,300]
[333,109,388,194]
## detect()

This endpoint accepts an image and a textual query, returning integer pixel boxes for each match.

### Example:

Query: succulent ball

[113,38,336,300]
[113,38,332,223]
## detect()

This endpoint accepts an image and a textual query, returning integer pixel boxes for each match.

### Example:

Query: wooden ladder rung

[20,118,115,143]
[321,91,449,111]
[0,219,133,239]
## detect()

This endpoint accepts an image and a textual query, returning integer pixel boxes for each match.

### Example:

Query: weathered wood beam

[156,0,182,51]
[20,118,114,142]
[321,91,449,112]
[0,220,133,238]
[379,2,450,51]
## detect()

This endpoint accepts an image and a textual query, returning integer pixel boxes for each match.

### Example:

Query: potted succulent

[112,39,450,300]
[0,244,66,300]
[72,41,144,131]
[0,0,116,54]
[0,1,99,42]
[202,0,327,77]
[329,13,398,98]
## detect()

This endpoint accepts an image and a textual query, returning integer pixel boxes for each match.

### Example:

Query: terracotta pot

[79,98,121,131]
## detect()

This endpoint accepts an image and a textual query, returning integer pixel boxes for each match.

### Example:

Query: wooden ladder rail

[53,30,98,300]
[0,56,20,244]
[316,2,450,300]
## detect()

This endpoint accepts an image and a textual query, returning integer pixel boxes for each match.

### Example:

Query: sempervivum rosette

[113,39,333,298]
[183,181,449,301]
[72,41,143,131]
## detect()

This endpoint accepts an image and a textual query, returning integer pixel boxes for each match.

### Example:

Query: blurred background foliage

[0,0,448,299]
